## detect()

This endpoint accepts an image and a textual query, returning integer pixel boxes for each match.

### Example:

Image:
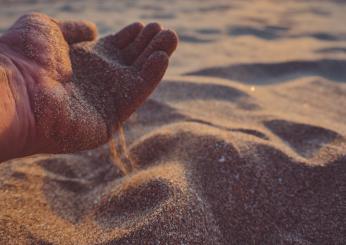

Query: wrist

[0,42,40,162]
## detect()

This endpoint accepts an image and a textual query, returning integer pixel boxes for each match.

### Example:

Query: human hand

[0,13,178,161]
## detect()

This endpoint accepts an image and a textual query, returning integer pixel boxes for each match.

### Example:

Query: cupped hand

[0,13,177,160]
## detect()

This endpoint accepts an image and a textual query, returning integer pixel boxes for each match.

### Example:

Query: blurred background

[0,0,345,80]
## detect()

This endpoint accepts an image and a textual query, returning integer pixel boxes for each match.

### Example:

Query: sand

[1,0,346,244]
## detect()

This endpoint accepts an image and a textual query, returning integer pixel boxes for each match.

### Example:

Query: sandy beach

[0,0,346,244]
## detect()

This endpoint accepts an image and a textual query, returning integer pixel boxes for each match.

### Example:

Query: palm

[0,13,177,154]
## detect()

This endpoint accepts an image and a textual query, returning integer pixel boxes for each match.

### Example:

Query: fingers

[133,29,178,68]
[103,22,144,50]
[139,51,169,84]
[100,22,177,69]
[121,23,162,65]
[58,19,98,44]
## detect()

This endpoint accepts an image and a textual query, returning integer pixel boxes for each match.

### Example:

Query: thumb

[57,19,98,45]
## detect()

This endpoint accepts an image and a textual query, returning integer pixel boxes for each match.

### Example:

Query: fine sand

[1,0,346,244]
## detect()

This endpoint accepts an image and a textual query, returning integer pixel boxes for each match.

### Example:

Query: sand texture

[1,0,346,244]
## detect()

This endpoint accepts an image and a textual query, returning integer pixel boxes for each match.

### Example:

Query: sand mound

[1,75,346,244]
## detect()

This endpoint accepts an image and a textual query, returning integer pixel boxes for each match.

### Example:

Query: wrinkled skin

[0,13,178,162]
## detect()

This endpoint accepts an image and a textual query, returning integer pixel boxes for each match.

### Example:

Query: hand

[0,13,178,161]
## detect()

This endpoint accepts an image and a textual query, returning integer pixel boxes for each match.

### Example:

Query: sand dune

[1,0,346,244]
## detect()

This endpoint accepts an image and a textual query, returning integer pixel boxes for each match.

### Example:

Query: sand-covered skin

[0,13,177,160]
[1,0,346,244]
